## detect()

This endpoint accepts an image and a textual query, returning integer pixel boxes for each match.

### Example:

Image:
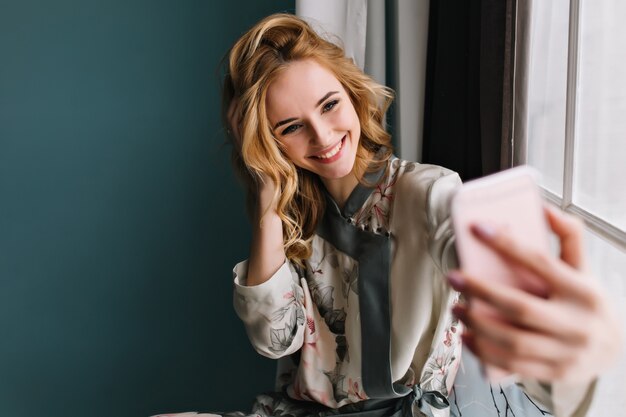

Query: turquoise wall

[0,1,293,416]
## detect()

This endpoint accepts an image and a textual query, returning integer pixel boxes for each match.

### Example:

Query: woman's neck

[321,149,377,209]
[321,173,360,210]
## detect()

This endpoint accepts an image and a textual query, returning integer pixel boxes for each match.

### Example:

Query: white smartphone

[451,166,552,382]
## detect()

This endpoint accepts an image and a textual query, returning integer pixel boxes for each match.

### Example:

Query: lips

[310,136,345,161]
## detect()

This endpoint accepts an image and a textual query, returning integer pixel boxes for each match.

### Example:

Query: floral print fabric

[232,159,463,413]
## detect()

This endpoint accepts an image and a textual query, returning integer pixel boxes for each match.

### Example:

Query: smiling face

[266,59,362,186]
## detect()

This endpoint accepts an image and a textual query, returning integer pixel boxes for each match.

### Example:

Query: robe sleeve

[232,260,306,359]
[419,285,463,396]
[519,378,597,417]
[421,168,464,396]
[425,169,462,275]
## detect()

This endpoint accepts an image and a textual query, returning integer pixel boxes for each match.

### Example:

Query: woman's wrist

[255,176,278,214]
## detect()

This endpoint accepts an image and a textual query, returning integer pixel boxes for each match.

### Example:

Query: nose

[308,117,333,147]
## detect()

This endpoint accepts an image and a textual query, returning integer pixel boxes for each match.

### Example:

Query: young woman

[156,13,621,417]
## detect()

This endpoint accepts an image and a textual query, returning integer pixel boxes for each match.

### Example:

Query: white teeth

[316,140,342,159]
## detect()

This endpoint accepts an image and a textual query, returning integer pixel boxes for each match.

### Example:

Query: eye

[281,123,302,135]
[322,99,339,113]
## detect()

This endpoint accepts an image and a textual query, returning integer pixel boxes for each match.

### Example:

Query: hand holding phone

[451,166,551,382]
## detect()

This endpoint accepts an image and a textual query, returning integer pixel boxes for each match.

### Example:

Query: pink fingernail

[471,223,497,240]
[452,304,466,321]
[447,271,465,290]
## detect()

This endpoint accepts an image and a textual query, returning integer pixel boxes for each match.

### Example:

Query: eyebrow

[316,91,339,107]
[273,91,340,130]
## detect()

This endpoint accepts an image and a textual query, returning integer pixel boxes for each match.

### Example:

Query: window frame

[513,0,626,252]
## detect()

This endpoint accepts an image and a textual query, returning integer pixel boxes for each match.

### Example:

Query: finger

[448,270,589,340]
[544,205,587,271]
[454,301,580,363]
[462,331,572,383]
[470,224,593,303]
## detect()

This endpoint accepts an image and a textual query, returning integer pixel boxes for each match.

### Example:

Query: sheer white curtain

[295,0,368,70]
[295,0,430,163]
[514,1,626,415]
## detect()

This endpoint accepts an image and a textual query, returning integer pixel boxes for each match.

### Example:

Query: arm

[232,181,307,359]
[233,259,306,359]
[425,168,462,274]
[227,96,286,285]
[423,168,464,394]
[227,98,306,358]
[247,179,287,286]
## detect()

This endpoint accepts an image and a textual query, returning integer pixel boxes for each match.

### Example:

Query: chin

[317,159,356,180]
[336,163,357,178]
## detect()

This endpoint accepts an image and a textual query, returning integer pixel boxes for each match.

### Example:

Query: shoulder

[386,158,461,229]
[389,158,461,202]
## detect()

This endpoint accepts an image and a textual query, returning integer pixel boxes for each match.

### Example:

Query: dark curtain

[422,0,515,181]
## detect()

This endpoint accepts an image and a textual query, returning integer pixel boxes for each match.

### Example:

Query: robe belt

[338,385,449,417]
[401,384,450,417]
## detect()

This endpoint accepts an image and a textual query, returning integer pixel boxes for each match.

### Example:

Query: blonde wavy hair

[222,13,394,264]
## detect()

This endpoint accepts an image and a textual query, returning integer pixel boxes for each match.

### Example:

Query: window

[519,0,626,414]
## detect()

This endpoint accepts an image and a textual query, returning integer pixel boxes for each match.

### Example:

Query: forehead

[266,59,345,121]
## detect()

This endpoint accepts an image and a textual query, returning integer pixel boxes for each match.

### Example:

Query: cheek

[348,108,361,139]
[346,105,360,130]
[279,143,297,159]
[336,105,360,130]
[278,139,307,165]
